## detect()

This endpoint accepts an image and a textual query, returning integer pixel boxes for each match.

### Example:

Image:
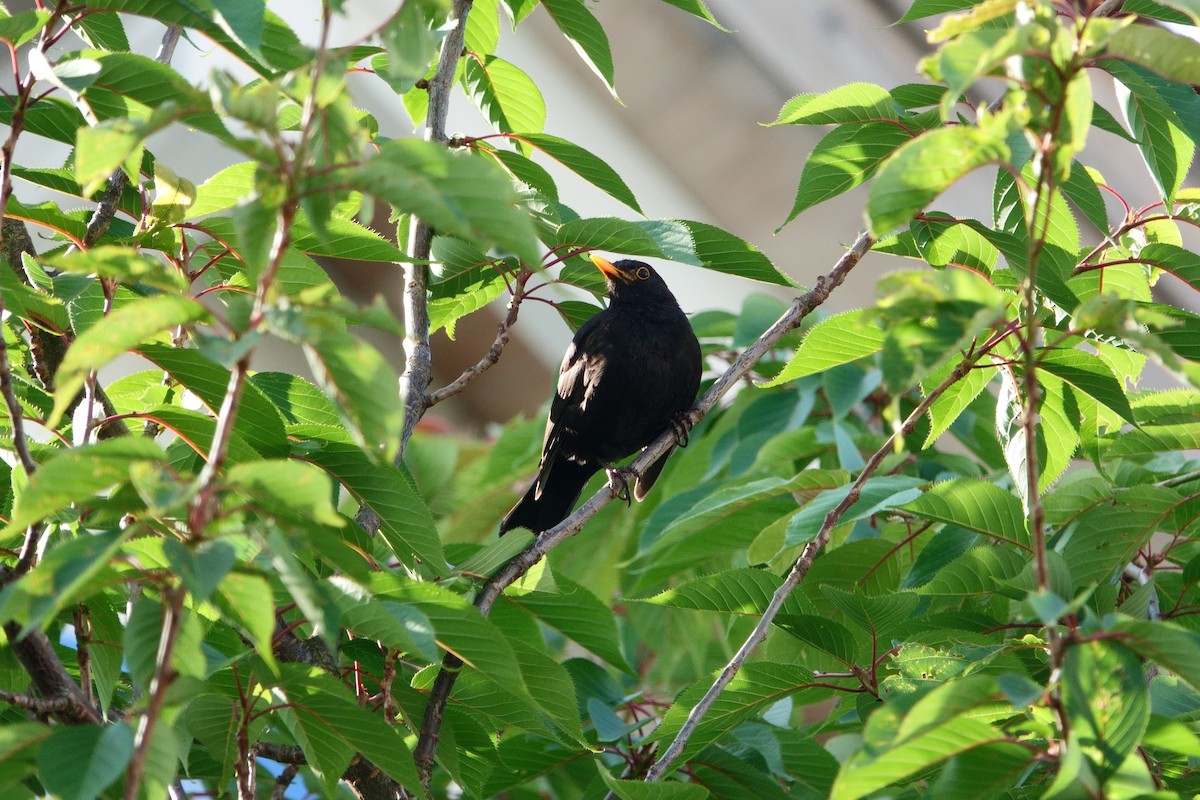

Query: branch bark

[397,0,475,453]
[412,231,876,784]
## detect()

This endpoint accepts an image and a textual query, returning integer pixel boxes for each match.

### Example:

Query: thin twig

[633,348,985,788]
[426,269,529,406]
[124,586,186,800]
[270,765,298,800]
[1093,0,1125,16]
[412,231,876,783]
[0,4,74,477]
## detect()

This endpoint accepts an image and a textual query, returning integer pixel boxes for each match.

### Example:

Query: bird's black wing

[533,316,603,498]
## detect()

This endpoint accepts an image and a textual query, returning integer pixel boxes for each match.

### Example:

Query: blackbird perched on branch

[499,255,702,535]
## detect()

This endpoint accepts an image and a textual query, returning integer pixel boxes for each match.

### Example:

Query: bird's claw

[606,466,637,507]
[669,412,694,448]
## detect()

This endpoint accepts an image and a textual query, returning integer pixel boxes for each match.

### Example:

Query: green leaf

[463,55,547,139]
[163,539,236,602]
[226,459,342,526]
[783,122,913,227]
[303,331,404,461]
[516,133,641,212]
[0,10,50,48]
[186,161,257,219]
[280,670,421,789]
[542,0,618,98]
[895,0,977,23]
[634,567,785,615]
[0,258,70,332]
[1109,23,1200,86]
[372,578,527,690]
[902,478,1029,548]
[353,139,540,264]
[340,599,438,662]
[2,437,165,539]
[379,0,435,93]
[657,0,728,29]
[650,662,828,768]
[45,245,188,292]
[250,372,342,428]
[1038,348,1136,425]
[830,712,1005,800]
[601,772,710,800]
[764,309,884,386]
[506,575,632,671]
[922,361,994,448]
[1109,617,1200,690]
[1119,70,1195,206]
[50,295,209,427]
[300,436,449,574]
[136,343,290,459]
[38,724,133,800]
[868,125,1009,236]
[786,476,924,547]
[1062,639,1149,777]
[770,83,899,126]
[75,12,130,51]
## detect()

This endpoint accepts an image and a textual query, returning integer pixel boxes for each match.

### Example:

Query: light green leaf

[136,343,290,458]
[507,575,632,671]
[1109,23,1200,86]
[770,83,899,126]
[868,125,1009,236]
[783,122,913,227]
[1062,639,1149,777]
[634,568,785,615]
[355,139,540,264]
[657,0,728,29]
[1038,347,1136,425]
[902,478,1029,548]
[1,437,165,539]
[226,460,343,526]
[764,309,884,386]
[463,55,547,140]
[51,295,208,427]
[186,161,258,219]
[0,10,50,48]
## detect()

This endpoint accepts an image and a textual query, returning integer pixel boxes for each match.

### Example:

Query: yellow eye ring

[635,266,651,280]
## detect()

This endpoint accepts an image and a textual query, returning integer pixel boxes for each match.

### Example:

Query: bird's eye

[635,266,651,280]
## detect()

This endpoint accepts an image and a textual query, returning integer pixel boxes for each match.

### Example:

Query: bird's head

[590,255,679,307]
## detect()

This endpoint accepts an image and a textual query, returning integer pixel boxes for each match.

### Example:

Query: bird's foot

[606,466,637,507]
[669,412,694,448]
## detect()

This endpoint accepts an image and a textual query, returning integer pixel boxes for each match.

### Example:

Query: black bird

[499,256,702,535]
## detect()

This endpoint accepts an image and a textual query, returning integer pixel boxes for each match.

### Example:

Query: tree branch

[397,0,474,455]
[633,347,987,788]
[412,231,876,783]
[425,268,528,406]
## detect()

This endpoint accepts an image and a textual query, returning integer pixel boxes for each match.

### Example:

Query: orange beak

[590,254,627,282]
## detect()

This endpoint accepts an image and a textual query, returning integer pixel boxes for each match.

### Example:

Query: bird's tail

[499,458,597,535]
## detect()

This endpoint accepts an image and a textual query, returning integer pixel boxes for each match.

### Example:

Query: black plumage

[499,256,702,535]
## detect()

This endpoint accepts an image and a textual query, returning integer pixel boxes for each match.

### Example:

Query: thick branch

[412,231,876,782]
[635,348,985,787]
[1,620,101,724]
[397,0,474,456]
